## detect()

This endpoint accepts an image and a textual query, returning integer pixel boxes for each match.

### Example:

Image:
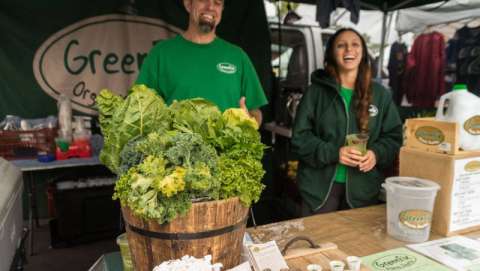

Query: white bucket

[382,177,440,243]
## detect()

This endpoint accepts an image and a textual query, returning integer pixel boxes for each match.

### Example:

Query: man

[136,0,267,125]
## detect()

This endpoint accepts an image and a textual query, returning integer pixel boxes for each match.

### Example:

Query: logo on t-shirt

[217,62,237,74]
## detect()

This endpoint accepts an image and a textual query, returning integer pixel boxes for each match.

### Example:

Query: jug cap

[453,84,468,91]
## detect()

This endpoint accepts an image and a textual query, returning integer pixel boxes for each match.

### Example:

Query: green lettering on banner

[72,81,96,107]
[88,49,101,74]
[64,39,88,75]
[137,52,148,70]
[104,53,119,74]
[122,54,135,74]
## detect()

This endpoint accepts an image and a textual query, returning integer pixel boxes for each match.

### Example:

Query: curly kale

[118,137,145,175]
[165,132,217,169]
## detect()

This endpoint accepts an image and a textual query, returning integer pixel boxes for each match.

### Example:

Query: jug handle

[436,94,449,120]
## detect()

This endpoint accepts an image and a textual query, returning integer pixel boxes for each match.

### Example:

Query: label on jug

[464,115,480,135]
[399,210,432,229]
[415,126,445,145]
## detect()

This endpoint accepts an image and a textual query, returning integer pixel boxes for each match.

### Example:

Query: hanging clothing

[387,42,408,105]
[454,26,480,96]
[403,32,446,108]
[316,0,360,28]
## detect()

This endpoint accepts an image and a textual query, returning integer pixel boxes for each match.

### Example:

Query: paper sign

[362,247,450,271]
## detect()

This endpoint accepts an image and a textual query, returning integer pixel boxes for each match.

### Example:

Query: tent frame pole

[376,9,388,79]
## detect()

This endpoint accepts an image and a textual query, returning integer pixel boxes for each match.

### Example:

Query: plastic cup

[346,256,361,271]
[346,133,369,155]
[329,260,345,271]
[116,233,134,271]
[307,264,322,271]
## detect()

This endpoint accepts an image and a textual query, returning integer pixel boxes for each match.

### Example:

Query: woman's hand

[358,150,377,172]
[339,146,363,167]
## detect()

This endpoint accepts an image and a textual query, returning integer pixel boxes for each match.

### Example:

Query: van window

[270,28,308,86]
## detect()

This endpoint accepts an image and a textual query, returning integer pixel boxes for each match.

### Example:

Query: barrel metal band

[128,217,247,240]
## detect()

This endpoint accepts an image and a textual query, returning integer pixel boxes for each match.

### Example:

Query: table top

[11,156,101,172]
[247,204,480,257]
[95,205,480,270]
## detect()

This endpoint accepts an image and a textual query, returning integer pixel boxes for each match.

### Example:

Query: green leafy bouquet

[96,85,265,224]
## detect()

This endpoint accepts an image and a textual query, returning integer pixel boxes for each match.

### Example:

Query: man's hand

[239,96,262,126]
[339,146,363,167]
[358,150,377,172]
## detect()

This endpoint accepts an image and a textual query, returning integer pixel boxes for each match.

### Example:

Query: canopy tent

[282,0,447,77]
[396,0,480,33]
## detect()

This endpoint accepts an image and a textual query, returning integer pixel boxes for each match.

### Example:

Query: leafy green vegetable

[217,154,265,205]
[223,108,259,130]
[96,89,124,133]
[98,84,266,224]
[98,85,170,174]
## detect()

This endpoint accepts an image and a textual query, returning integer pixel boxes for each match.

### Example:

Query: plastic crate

[0,128,57,160]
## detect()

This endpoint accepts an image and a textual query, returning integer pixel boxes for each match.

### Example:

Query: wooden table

[248,204,480,257]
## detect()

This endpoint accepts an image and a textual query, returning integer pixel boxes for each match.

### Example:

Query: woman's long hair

[324,28,372,133]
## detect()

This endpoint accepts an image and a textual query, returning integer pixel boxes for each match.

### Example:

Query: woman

[291,28,403,216]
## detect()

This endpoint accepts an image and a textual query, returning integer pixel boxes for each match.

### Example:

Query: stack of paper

[407,236,480,271]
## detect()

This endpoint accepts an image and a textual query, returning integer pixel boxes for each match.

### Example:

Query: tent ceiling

[285,0,447,12]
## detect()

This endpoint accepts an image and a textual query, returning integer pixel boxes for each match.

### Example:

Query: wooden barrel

[122,197,249,271]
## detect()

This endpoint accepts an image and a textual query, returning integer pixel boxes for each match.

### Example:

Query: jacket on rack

[316,0,360,28]
[387,42,408,105]
[453,26,480,96]
[403,32,445,108]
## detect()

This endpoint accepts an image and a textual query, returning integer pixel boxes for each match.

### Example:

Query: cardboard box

[399,147,480,236]
[404,117,460,155]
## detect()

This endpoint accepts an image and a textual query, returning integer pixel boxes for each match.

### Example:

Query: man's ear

[183,0,191,13]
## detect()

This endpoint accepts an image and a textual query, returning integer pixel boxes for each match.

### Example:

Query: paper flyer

[450,158,480,232]
[408,236,480,271]
[361,247,451,271]
[247,241,289,271]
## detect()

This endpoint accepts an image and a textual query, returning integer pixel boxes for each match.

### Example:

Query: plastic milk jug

[435,84,480,151]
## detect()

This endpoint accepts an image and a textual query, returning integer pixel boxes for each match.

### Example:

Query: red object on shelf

[55,139,92,160]
[0,128,57,160]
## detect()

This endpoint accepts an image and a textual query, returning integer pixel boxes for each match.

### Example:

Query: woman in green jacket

[291,28,403,215]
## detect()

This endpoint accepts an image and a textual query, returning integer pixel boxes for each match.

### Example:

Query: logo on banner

[33,14,180,115]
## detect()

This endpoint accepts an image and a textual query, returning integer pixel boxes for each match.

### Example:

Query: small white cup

[346,256,361,271]
[306,264,322,271]
[329,260,345,271]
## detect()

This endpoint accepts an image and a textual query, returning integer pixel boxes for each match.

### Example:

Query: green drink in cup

[346,133,369,155]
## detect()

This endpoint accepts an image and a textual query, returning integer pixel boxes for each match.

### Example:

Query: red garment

[404,32,445,108]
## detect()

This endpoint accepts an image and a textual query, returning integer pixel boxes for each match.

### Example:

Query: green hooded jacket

[291,69,403,211]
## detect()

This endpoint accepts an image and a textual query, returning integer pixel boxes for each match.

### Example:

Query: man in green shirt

[136,0,268,125]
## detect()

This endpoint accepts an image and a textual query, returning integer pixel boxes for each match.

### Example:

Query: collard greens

[97,85,265,224]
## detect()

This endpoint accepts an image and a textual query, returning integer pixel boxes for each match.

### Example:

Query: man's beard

[198,20,214,33]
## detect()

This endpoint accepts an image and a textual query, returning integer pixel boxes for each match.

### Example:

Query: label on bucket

[399,210,432,229]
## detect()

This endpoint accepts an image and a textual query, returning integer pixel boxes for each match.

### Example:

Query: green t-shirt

[335,86,354,183]
[136,35,268,111]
